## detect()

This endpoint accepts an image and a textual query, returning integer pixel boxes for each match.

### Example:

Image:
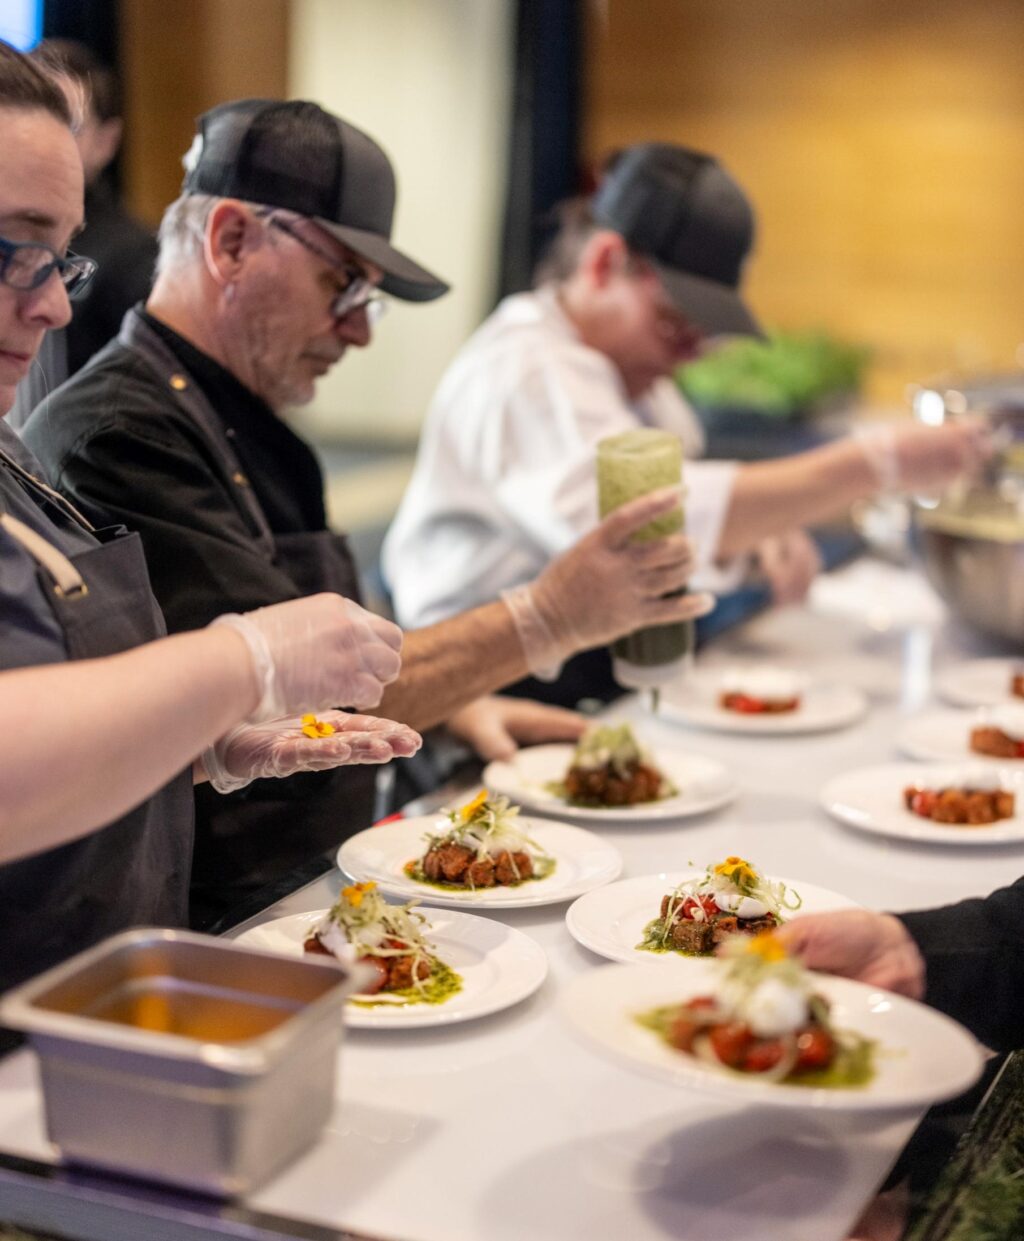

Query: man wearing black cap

[23,105,711,926]
[384,141,989,697]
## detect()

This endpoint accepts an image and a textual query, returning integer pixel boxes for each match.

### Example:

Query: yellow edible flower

[342,881,376,907]
[714,855,756,888]
[301,713,336,739]
[460,789,489,821]
[744,931,788,963]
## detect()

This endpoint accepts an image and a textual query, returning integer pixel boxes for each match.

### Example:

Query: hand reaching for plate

[777,910,926,999]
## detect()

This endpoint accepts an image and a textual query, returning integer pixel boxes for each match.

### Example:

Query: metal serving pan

[0,927,357,1197]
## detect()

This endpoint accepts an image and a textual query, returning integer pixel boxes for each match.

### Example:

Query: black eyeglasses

[0,235,97,300]
[260,212,388,323]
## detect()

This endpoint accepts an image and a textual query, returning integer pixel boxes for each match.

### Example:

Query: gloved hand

[211,592,403,722]
[445,695,587,762]
[753,529,822,607]
[502,487,715,678]
[855,416,992,495]
[202,711,422,795]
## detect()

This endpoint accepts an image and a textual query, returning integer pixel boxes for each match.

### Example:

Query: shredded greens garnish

[316,882,437,996]
[646,856,802,950]
[415,791,556,883]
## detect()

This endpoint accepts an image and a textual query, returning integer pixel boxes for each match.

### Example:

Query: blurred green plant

[678,330,872,420]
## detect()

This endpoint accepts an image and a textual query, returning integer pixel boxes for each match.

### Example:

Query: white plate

[661,669,868,735]
[235,908,547,1029]
[821,762,1024,846]
[897,708,1024,763]
[562,960,984,1111]
[935,658,1024,709]
[482,743,737,823]
[336,816,623,908]
[566,871,861,964]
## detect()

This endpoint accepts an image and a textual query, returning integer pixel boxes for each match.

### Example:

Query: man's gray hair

[155,192,219,277]
[531,197,600,287]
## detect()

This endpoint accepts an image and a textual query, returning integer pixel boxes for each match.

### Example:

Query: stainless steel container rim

[0,926,354,1074]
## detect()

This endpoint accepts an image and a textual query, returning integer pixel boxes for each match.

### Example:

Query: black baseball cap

[182,99,449,303]
[592,143,762,338]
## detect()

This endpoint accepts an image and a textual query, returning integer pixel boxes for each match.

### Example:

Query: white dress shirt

[383,287,738,629]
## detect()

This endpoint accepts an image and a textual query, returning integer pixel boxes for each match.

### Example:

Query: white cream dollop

[713,890,770,919]
[719,666,805,701]
[739,977,809,1038]
[315,920,358,965]
[987,704,1024,742]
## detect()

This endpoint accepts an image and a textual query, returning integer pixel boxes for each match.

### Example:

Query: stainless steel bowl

[910,378,1024,646]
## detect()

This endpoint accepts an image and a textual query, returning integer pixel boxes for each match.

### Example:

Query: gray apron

[116,315,377,928]
[0,452,192,992]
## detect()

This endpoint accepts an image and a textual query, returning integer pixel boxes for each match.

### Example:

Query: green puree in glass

[403,857,556,891]
[596,429,694,673]
[635,1003,876,1089]
[349,957,463,1008]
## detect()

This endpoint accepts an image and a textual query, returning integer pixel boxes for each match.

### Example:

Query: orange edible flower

[301,713,336,739]
[744,931,787,963]
[460,789,489,821]
[714,855,756,887]
[342,881,376,908]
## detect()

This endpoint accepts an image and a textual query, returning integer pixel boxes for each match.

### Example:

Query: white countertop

[0,559,1017,1241]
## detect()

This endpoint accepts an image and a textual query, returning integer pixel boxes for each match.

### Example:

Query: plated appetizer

[718,666,804,715]
[904,772,1015,826]
[404,791,556,891]
[636,933,874,1087]
[553,724,674,808]
[970,705,1024,759]
[639,856,802,955]
[304,881,461,1005]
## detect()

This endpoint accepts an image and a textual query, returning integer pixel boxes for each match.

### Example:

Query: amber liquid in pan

[86,980,299,1041]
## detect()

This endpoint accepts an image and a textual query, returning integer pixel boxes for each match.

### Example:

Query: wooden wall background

[584,0,1024,404]
[119,0,289,228]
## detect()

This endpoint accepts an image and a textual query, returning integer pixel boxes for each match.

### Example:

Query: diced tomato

[728,693,766,714]
[709,1022,753,1068]
[356,956,389,994]
[382,936,409,951]
[911,790,937,817]
[743,1039,786,1073]
[668,1015,701,1052]
[681,894,719,921]
[796,1027,835,1070]
[687,995,717,1010]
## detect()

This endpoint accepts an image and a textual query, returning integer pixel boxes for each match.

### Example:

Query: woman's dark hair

[0,38,73,126]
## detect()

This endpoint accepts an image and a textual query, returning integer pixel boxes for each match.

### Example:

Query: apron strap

[0,512,88,598]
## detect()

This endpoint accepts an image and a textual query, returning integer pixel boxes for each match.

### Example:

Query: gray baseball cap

[182,98,449,303]
[592,143,762,337]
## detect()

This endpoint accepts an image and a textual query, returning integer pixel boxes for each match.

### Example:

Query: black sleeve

[48,419,303,634]
[898,875,1024,1052]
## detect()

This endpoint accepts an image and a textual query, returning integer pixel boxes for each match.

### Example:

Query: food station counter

[0,556,1019,1241]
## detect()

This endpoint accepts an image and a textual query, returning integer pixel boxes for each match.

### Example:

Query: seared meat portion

[564,760,664,807]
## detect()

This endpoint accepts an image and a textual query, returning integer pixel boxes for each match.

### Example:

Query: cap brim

[315,219,449,303]
[653,262,764,340]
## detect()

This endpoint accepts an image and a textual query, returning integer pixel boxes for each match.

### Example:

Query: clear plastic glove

[202,711,422,795]
[445,695,587,762]
[856,415,992,495]
[753,529,822,607]
[775,910,926,999]
[502,487,715,678]
[211,592,403,722]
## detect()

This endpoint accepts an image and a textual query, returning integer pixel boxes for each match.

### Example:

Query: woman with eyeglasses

[0,40,420,992]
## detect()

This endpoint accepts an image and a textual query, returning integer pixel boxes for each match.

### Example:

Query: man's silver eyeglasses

[262,213,388,323]
[0,235,97,300]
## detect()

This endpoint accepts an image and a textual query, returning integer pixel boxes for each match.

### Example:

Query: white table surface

[0,559,1018,1241]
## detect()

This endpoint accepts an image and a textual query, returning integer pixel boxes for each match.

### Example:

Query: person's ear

[204,200,257,288]
[580,230,629,290]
